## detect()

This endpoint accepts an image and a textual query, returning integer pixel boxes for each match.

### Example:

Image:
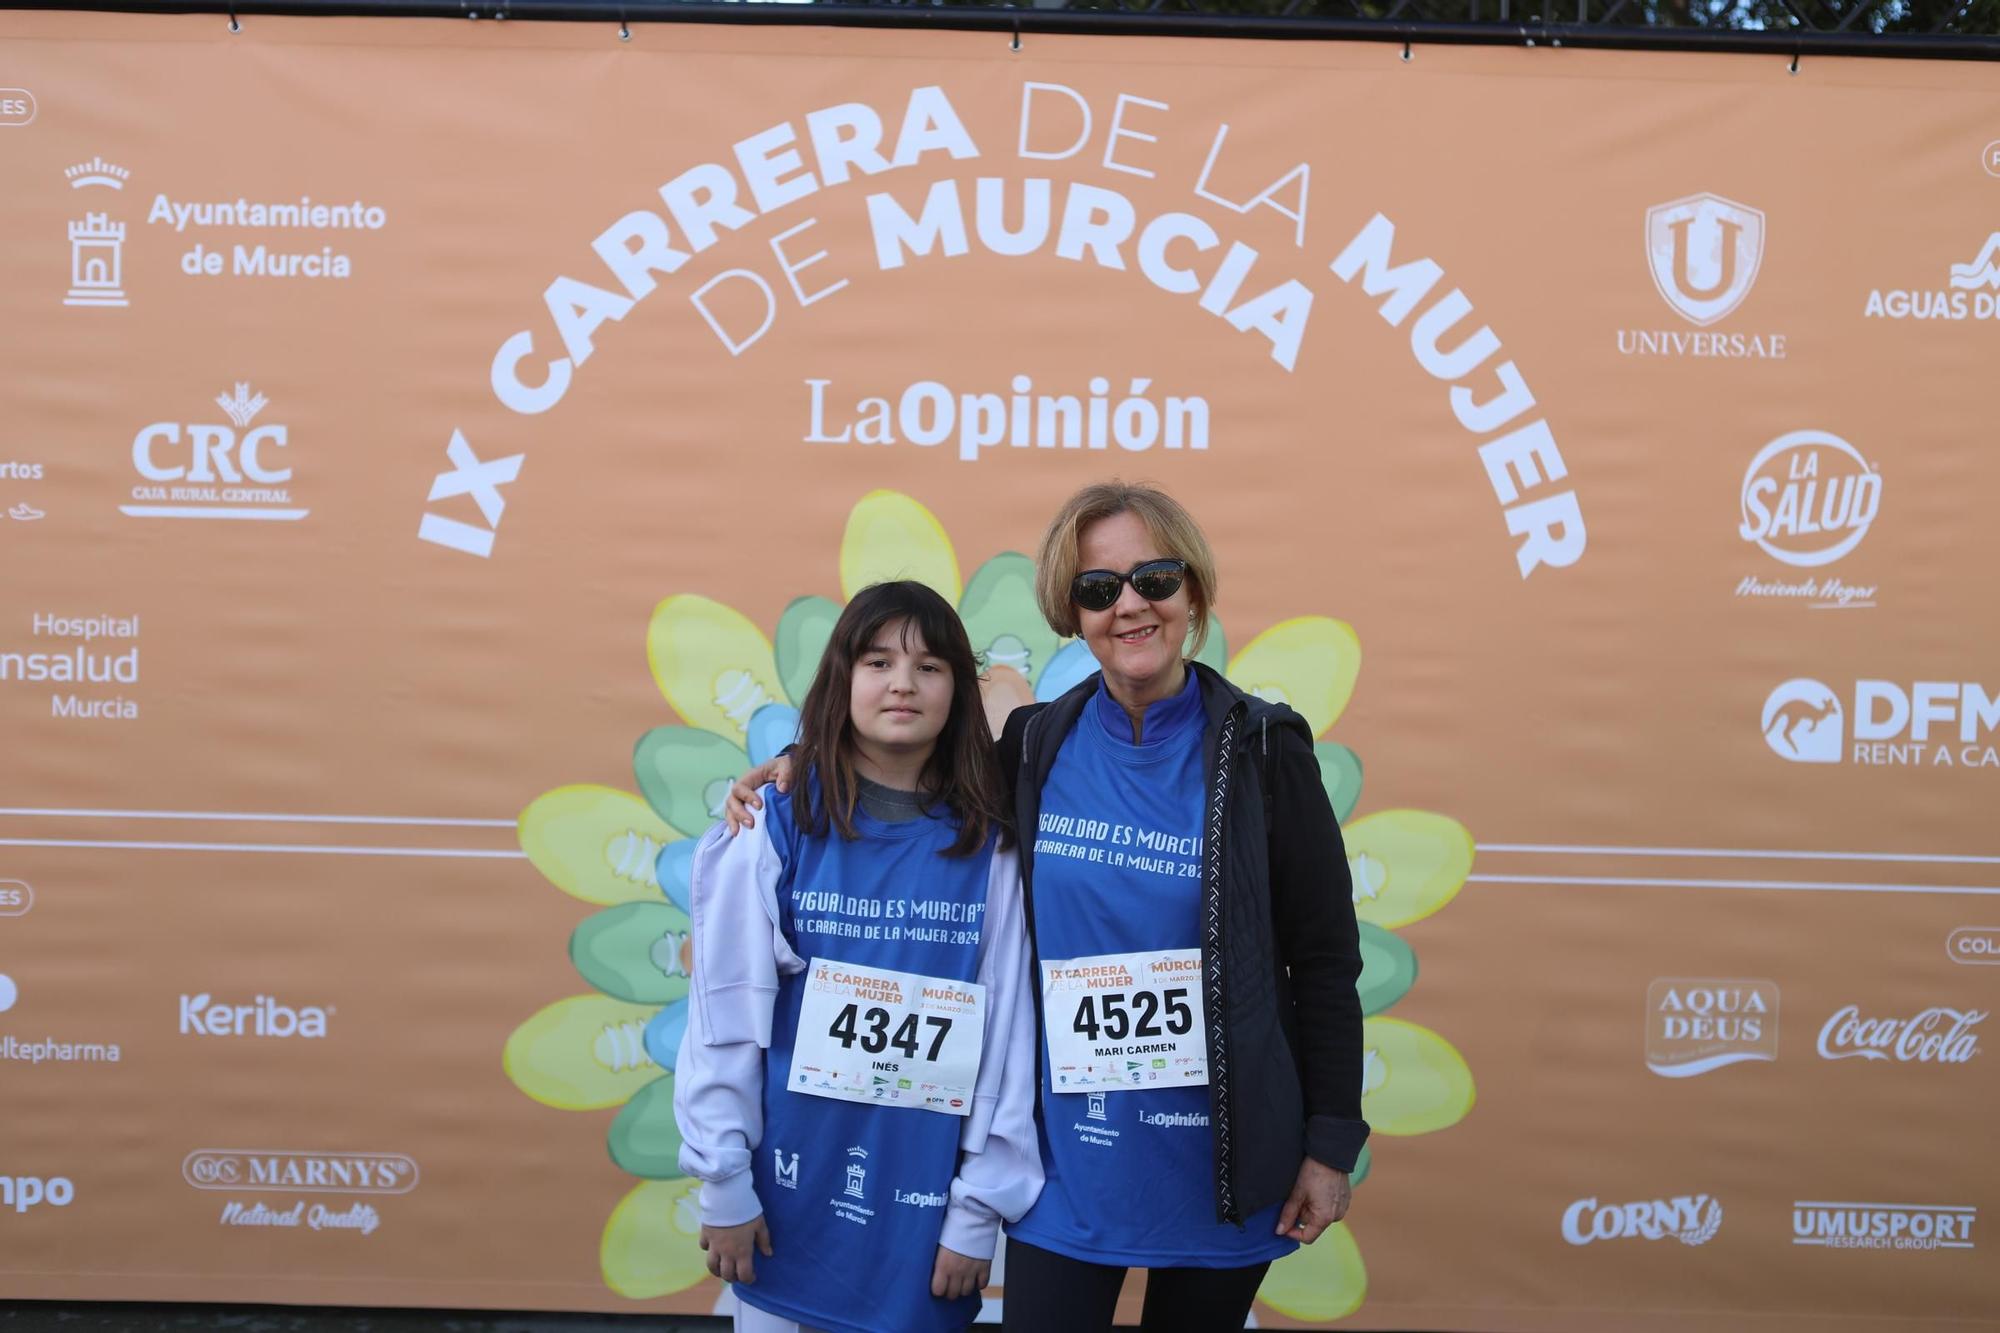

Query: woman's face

[1075,510,1191,707]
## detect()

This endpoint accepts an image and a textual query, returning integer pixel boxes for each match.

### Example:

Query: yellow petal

[1345,809,1474,929]
[1225,617,1360,737]
[601,1177,711,1300]
[1256,1222,1367,1321]
[519,785,683,907]
[1362,1016,1476,1136]
[503,994,665,1111]
[840,490,962,603]
[646,595,783,741]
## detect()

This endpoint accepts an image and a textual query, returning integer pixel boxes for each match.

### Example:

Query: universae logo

[1646,193,1766,326]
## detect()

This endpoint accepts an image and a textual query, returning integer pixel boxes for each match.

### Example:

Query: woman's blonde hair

[1033,481,1218,656]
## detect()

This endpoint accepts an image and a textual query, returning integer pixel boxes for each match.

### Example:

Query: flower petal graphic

[644,1001,689,1070]
[774,596,841,707]
[570,902,693,1005]
[655,840,696,915]
[1034,638,1100,702]
[1316,742,1364,824]
[601,1178,709,1299]
[1356,922,1417,1017]
[840,490,962,603]
[1226,616,1360,738]
[519,785,685,907]
[1256,1221,1367,1321]
[746,703,801,765]
[503,994,664,1111]
[1191,613,1228,675]
[1362,1016,1476,1136]
[634,725,752,838]
[960,552,1062,689]
[1350,1142,1372,1189]
[607,1073,686,1180]
[646,594,784,741]
[1346,809,1475,929]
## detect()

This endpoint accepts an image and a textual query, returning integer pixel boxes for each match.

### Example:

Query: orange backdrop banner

[0,12,1996,1330]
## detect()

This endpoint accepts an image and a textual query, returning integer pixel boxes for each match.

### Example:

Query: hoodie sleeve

[938,846,1044,1259]
[672,805,803,1228]
[1265,717,1372,1173]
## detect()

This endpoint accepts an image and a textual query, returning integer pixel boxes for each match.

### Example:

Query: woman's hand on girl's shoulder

[722,756,795,833]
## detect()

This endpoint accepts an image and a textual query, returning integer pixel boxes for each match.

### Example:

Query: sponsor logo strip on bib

[1042,948,1207,1093]
[789,958,985,1116]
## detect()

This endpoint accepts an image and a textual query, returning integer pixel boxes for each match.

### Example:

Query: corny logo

[1563,1194,1722,1246]
[1646,193,1766,326]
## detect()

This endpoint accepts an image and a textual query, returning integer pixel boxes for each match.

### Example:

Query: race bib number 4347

[1041,948,1207,1093]
[789,958,985,1116]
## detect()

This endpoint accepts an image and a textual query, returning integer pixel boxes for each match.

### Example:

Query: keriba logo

[1646,193,1766,326]
[179,993,331,1038]
[1763,680,1844,763]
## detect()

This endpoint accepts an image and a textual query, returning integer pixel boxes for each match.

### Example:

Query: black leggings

[1000,1238,1271,1333]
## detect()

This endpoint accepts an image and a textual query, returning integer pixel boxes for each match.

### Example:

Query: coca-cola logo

[1816,1005,1986,1063]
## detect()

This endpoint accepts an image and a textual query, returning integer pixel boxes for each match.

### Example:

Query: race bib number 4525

[789,958,985,1116]
[1041,948,1208,1093]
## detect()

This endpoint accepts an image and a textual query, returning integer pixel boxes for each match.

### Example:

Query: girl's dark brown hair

[791,580,1012,857]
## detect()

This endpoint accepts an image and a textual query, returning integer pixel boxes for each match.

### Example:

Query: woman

[729,483,1366,1331]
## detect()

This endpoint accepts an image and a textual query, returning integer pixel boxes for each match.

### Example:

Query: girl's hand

[699,1215,773,1283]
[930,1244,990,1299]
[722,756,794,832]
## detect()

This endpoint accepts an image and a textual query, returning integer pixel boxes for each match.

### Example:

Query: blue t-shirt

[739,781,996,1333]
[1008,674,1295,1268]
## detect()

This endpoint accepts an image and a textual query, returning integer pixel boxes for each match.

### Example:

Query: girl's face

[848,617,955,766]
[1076,510,1191,708]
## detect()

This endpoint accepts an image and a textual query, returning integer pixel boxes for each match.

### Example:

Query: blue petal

[1034,640,1100,702]
[747,703,802,766]
[654,840,696,914]
[644,1001,689,1072]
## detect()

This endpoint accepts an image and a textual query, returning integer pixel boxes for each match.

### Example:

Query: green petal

[1191,612,1228,673]
[960,552,1062,689]
[1356,922,1416,1017]
[774,596,842,707]
[571,902,694,1005]
[1350,1142,1372,1189]
[1256,1222,1366,1321]
[1317,742,1364,824]
[607,1074,685,1180]
[633,726,751,838]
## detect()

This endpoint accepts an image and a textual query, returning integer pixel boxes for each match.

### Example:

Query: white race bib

[1040,948,1208,1093]
[789,958,985,1117]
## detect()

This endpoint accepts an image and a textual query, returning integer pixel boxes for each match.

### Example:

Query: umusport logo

[1762,680,1843,763]
[183,1151,418,1194]
[1794,1202,1975,1250]
[1562,1194,1722,1246]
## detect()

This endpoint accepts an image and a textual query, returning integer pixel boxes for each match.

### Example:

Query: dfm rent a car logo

[1738,432,1881,569]
[1647,193,1765,326]
[1817,1005,1986,1064]
[123,383,307,522]
[183,1151,418,1194]
[179,993,331,1038]
[1646,979,1779,1077]
[1795,1202,1976,1250]
[1,1174,74,1213]
[1947,927,2000,966]
[1563,1194,1722,1247]
[1763,679,2000,768]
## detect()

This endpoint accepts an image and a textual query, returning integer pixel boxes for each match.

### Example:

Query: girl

[674,581,1042,1333]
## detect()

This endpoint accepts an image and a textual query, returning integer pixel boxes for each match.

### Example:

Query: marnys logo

[1,1174,75,1213]
[1795,1202,1975,1250]
[1762,678,2000,769]
[1734,431,1882,610]
[183,1150,418,1194]
[123,384,308,522]
[1646,978,1779,1077]
[179,993,332,1038]
[1817,1005,1985,1064]
[1619,194,1782,360]
[1864,231,2000,323]
[1562,1194,1722,1247]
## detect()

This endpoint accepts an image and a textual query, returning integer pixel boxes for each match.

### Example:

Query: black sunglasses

[1069,558,1189,613]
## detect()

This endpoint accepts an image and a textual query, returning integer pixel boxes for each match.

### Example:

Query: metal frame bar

[3,0,1998,58]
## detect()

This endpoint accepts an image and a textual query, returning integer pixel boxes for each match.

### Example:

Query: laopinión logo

[1817,1005,1986,1064]
[179,992,332,1038]
[123,384,308,522]
[1562,1194,1723,1246]
[1618,193,1783,359]
[1864,230,2000,323]
[1735,431,1882,610]
[1761,678,2000,769]
[1646,978,1778,1077]
[1794,1202,1975,1250]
